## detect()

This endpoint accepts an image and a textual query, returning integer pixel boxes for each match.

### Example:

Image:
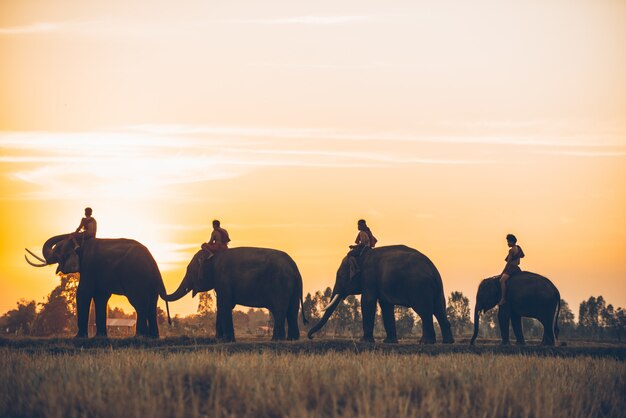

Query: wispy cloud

[1,123,624,201]
[128,123,626,148]
[227,15,374,25]
[0,22,64,35]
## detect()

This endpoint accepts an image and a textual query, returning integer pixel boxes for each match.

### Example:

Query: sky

[1,0,625,317]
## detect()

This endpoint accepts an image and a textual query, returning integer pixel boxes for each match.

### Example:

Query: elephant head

[164,250,215,301]
[25,234,80,274]
[470,276,500,345]
[307,256,362,338]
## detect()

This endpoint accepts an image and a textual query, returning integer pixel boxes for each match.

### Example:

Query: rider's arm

[75,218,85,233]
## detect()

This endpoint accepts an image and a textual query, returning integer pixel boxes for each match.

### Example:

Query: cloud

[1,123,623,201]
[227,15,374,25]
[535,150,626,157]
[128,123,626,148]
[0,22,64,35]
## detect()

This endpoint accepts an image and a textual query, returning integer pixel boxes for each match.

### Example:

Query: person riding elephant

[308,245,454,344]
[347,219,377,275]
[71,207,97,250]
[164,247,307,341]
[201,219,230,260]
[470,272,561,346]
[498,233,525,306]
[25,234,171,338]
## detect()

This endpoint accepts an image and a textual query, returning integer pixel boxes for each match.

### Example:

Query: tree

[557,299,575,337]
[197,291,216,316]
[616,308,626,342]
[0,300,37,335]
[579,296,606,338]
[395,306,414,338]
[345,295,362,336]
[301,292,318,326]
[446,291,472,336]
[478,308,500,338]
[32,274,79,336]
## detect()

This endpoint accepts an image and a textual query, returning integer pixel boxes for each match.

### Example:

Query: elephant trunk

[307,294,343,339]
[470,304,480,345]
[42,234,70,264]
[164,275,192,302]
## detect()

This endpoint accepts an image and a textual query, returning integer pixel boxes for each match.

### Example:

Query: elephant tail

[300,288,308,325]
[554,297,561,340]
[156,270,173,326]
[164,299,172,326]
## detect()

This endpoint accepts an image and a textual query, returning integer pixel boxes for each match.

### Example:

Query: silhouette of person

[71,207,97,250]
[201,219,231,259]
[498,233,525,306]
[350,219,377,254]
[347,219,377,277]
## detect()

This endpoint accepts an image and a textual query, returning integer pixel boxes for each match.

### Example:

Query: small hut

[88,318,137,337]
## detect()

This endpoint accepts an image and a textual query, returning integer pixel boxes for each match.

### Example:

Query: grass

[1,341,625,418]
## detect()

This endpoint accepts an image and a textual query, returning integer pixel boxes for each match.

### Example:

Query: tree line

[2,275,625,341]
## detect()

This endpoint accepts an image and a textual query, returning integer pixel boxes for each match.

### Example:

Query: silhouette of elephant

[470,272,560,346]
[307,245,454,344]
[165,247,307,341]
[25,234,170,338]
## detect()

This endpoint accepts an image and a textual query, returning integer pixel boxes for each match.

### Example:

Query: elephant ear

[348,257,360,279]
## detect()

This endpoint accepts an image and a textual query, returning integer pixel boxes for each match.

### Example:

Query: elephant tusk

[321,294,340,312]
[25,248,47,263]
[24,254,48,267]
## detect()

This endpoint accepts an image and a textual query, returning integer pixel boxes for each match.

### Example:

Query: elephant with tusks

[308,245,454,344]
[26,234,171,338]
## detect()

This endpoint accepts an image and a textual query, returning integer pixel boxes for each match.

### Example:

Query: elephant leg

[511,315,525,345]
[128,296,148,337]
[215,310,224,339]
[217,302,235,342]
[419,313,436,344]
[135,309,148,337]
[146,294,159,339]
[75,285,92,338]
[498,307,511,345]
[272,308,287,341]
[286,296,300,340]
[540,315,556,346]
[379,300,398,343]
[93,293,111,338]
[360,295,377,343]
[434,297,454,344]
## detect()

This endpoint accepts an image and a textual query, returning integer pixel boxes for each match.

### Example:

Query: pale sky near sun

[1,0,625,317]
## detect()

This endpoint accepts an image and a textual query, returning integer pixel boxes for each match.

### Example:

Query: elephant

[25,234,171,338]
[307,245,454,344]
[470,272,561,346]
[164,247,307,342]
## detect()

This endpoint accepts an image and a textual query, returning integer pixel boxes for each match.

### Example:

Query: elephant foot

[500,341,510,346]
[419,336,436,345]
[74,332,88,339]
[287,335,300,341]
[383,337,398,344]
[360,336,375,343]
[443,337,455,344]
[218,336,236,343]
[515,341,526,346]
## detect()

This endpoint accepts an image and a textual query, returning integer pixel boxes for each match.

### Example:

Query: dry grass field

[1,339,625,418]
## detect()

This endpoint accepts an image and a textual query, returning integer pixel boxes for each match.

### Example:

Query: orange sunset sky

[1,0,625,317]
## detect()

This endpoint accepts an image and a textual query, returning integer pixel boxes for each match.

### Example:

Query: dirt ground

[2,336,624,359]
